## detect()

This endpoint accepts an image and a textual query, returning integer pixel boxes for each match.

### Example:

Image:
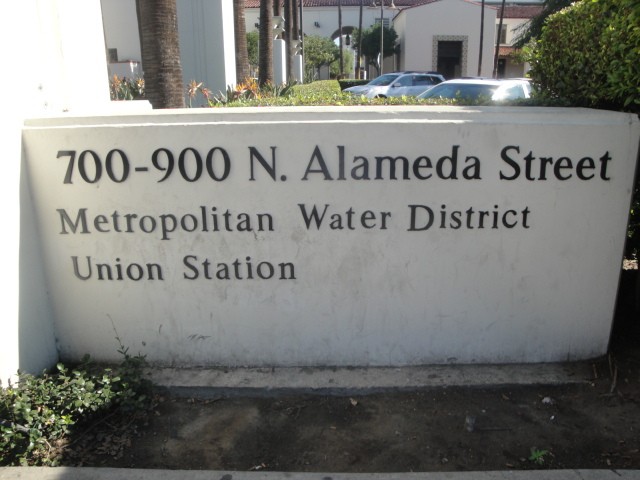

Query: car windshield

[493,83,527,101]
[420,83,499,100]
[367,74,401,86]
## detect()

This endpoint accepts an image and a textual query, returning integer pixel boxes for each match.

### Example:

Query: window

[414,75,437,86]
[496,24,507,44]
[108,48,118,63]
[374,18,390,28]
[395,75,413,87]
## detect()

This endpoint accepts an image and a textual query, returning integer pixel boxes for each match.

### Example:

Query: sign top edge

[22,105,640,129]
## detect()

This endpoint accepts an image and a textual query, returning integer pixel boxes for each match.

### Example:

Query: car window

[368,74,400,86]
[498,84,525,100]
[394,75,414,87]
[421,84,499,99]
[414,75,437,86]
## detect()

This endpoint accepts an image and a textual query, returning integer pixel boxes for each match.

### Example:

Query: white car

[344,72,445,99]
[417,78,532,102]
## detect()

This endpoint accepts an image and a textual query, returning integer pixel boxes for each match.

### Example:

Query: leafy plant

[208,78,297,106]
[186,80,213,107]
[529,447,550,465]
[303,35,340,82]
[330,48,354,79]
[109,75,145,101]
[0,346,152,466]
[353,25,399,76]
[246,31,259,74]
[527,0,640,112]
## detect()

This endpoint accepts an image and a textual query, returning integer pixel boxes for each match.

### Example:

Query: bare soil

[62,269,640,472]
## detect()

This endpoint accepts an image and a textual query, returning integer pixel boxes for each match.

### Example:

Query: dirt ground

[62,269,640,472]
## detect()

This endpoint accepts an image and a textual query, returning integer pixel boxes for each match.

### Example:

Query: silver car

[417,78,532,102]
[344,72,445,99]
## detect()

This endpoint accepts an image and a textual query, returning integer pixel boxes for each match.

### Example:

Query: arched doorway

[331,26,356,78]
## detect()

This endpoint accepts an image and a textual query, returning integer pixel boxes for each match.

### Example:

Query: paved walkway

[1,467,640,480]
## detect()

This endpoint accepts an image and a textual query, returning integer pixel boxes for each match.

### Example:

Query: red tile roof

[498,46,516,56]
[499,5,543,18]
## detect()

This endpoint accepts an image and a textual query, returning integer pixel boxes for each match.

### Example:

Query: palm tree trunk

[234,0,250,82]
[259,0,274,86]
[493,0,506,78]
[136,0,185,108]
[284,0,292,80]
[338,0,343,77]
[291,0,299,50]
[478,0,485,76]
[357,0,363,79]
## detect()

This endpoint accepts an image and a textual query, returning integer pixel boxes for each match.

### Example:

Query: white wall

[101,0,238,99]
[245,5,395,78]
[0,0,113,382]
[396,0,496,77]
[247,0,508,78]
[502,17,528,47]
[101,0,142,63]
[177,0,237,98]
[245,6,385,41]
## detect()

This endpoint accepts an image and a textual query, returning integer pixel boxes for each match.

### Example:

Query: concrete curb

[1,468,640,480]
[148,362,593,397]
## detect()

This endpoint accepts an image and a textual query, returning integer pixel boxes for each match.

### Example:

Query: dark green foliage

[353,25,398,75]
[529,0,640,112]
[246,31,259,73]
[0,351,152,466]
[627,167,640,259]
[512,0,573,48]
[338,79,369,90]
[303,35,339,81]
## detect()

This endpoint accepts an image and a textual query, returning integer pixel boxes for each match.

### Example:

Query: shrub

[109,76,145,101]
[0,351,152,466]
[338,79,369,90]
[528,0,640,112]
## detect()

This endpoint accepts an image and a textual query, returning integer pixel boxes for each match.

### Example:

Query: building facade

[100,0,541,86]
[242,0,540,79]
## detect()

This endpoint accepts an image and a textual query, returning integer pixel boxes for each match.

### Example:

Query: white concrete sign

[22,107,639,366]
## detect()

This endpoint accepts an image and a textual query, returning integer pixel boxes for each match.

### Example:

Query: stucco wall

[396,0,496,77]
[177,0,237,97]
[245,5,385,41]
[101,0,142,62]
[1,0,113,383]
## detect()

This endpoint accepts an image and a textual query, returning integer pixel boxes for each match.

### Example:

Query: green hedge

[338,79,369,90]
[529,0,640,112]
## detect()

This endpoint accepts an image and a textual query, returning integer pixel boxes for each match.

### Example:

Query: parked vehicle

[417,78,532,103]
[344,72,445,98]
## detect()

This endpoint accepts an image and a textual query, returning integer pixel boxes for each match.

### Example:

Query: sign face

[22,107,640,366]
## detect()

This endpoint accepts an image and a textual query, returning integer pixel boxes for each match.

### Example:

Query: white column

[178,0,237,99]
[292,55,304,84]
[36,0,112,112]
[273,39,287,86]
[0,0,111,382]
